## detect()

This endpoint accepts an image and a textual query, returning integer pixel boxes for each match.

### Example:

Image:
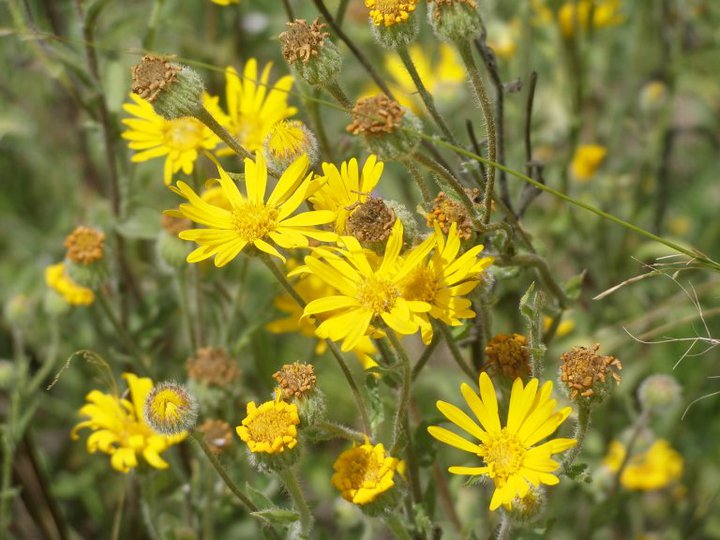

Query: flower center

[246,408,296,444]
[232,203,279,243]
[357,276,399,315]
[479,428,527,485]
[344,449,384,489]
[164,117,204,151]
[400,266,438,304]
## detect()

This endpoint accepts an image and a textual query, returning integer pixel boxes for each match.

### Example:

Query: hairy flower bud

[638,374,681,414]
[428,0,484,43]
[131,55,204,119]
[263,120,319,170]
[144,382,199,435]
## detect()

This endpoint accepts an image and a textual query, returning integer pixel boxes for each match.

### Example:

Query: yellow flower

[570,144,607,181]
[71,373,186,473]
[382,44,465,112]
[400,223,494,344]
[45,262,94,306]
[204,60,297,155]
[428,372,576,511]
[604,439,683,491]
[543,315,575,337]
[266,263,379,370]
[211,0,238,5]
[332,441,404,505]
[365,0,418,27]
[236,395,300,454]
[264,120,317,168]
[309,155,384,235]
[557,0,624,38]
[121,93,220,185]
[169,152,337,265]
[487,20,520,59]
[302,219,435,352]
[144,383,198,435]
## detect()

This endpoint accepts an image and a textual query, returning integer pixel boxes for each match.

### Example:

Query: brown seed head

[64,226,105,265]
[347,95,405,136]
[131,55,181,103]
[198,419,233,455]
[273,362,317,400]
[161,214,192,236]
[186,347,240,387]
[426,189,480,240]
[484,333,531,380]
[280,19,330,64]
[346,197,397,244]
[559,344,622,400]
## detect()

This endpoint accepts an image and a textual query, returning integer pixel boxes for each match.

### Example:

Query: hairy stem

[562,404,592,471]
[437,323,476,380]
[277,467,313,537]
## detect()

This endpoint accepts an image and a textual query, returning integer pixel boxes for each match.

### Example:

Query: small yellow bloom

[428,372,576,511]
[204,60,297,155]
[332,441,404,505]
[365,0,418,27]
[121,93,220,185]
[487,20,520,59]
[571,144,607,181]
[557,0,624,38]
[169,152,337,265]
[64,226,105,265]
[45,262,94,306]
[604,439,683,491]
[72,373,186,473]
[236,396,300,454]
[264,120,317,168]
[543,315,575,337]
[211,0,238,5]
[144,382,198,435]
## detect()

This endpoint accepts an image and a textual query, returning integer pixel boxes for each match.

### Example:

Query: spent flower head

[280,19,342,86]
[426,189,480,240]
[131,55,205,119]
[559,344,622,404]
[186,346,240,387]
[484,333,531,380]
[198,419,234,455]
[64,226,105,265]
[273,362,317,400]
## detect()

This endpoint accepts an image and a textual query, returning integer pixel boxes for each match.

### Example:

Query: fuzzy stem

[457,40,497,225]
[385,513,413,540]
[562,404,592,471]
[396,45,458,144]
[437,323,476,380]
[403,159,432,205]
[322,78,353,109]
[411,334,441,381]
[96,289,145,361]
[315,421,366,443]
[386,333,412,454]
[194,106,254,161]
[497,512,513,540]
[277,467,313,537]
[260,254,372,434]
[281,0,294,20]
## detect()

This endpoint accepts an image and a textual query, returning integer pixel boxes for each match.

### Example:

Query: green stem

[175,273,198,352]
[457,39,497,225]
[96,289,145,361]
[281,0,294,20]
[403,159,432,205]
[562,404,592,472]
[497,512,513,540]
[411,334,441,381]
[322,78,352,109]
[142,0,166,50]
[386,333,412,454]
[609,409,650,495]
[194,106,255,161]
[385,513,413,540]
[496,254,569,309]
[437,323,476,380]
[315,421,366,442]
[260,254,372,434]
[396,45,457,145]
[277,467,313,537]
[335,0,350,26]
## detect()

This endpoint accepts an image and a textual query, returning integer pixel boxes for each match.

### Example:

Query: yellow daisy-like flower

[266,263,379,371]
[45,262,94,306]
[71,373,186,473]
[332,441,404,505]
[428,372,577,511]
[604,439,683,491]
[236,395,300,454]
[204,60,297,155]
[211,0,238,5]
[570,144,607,182]
[400,222,494,344]
[169,152,337,265]
[302,219,435,352]
[121,93,220,185]
[365,0,418,27]
[309,155,384,235]
[557,0,624,38]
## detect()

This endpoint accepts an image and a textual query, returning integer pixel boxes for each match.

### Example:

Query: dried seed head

[484,333,531,380]
[131,55,204,119]
[65,226,106,265]
[348,95,405,136]
[559,344,622,404]
[186,347,240,387]
[346,197,397,244]
[198,419,233,455]
[273,362,317,400]
[426,190,480,240]
[280,19,330,64]
[428,0,483,43]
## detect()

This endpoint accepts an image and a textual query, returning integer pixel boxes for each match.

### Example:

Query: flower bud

[273,362,325,427]
[4,294,33,329]
[131,55,204,120]
[484,333,531,381]
[507,487,546,524]
[426,189,480,241]
[280,18,342,86]
[638,374,681,414]
[144,382,199,435]
[428,0,484,43]
[0,360,18,391]
[263,120,319,170]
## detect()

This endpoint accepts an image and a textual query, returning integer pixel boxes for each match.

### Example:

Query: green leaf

[250,508,300,526]
[565,462,590,481]
[244,483,274,510]
[115,208,162,240]
[563,270,587,300]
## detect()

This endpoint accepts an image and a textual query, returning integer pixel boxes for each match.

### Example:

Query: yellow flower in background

[365,0,418,27]
[169,152,336,265]
[204,60,297,155]
[383,44,465,112]
[571,144,607,181]
[604,439,683,491]
[211,0,238,5]
[71,373,186,473]
[45,262,94,306]
[400,222,494,344]
[121,93,220,185]
[309,155,384,235]
[302,220,435,352]
[332,441,404,505]
[428,372,576,511]
[236,395,300,454]
[266,263,379,371]
[487,19,520,60]
[543,315,575,337]
[557,0,624,38]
